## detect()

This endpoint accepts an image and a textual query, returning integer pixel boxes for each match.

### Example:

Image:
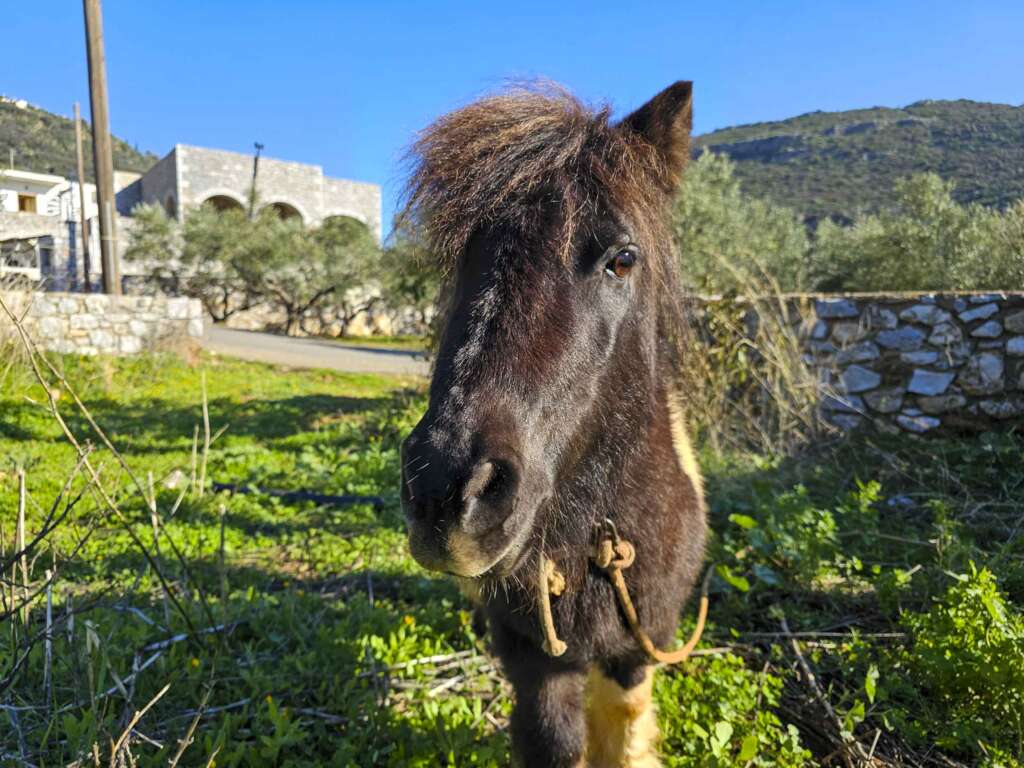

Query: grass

[327,335,429,352]
[1,352,1023,766]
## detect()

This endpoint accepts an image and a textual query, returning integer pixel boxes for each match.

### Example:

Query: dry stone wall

[807,292,1024,433]
[0,290,203,356]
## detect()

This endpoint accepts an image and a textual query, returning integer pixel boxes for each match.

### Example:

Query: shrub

[895,565,1024,757]
[811,174,1024,291]
[672,151,811,293]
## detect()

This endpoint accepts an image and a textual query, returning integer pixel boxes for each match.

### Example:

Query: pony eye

[605,249,636,279]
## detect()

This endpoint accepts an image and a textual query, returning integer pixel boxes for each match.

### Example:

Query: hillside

[0,100,156,178]
[695,99,1024,223]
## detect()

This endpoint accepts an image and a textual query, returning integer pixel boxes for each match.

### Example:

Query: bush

[672,156,1024,293]
[672,152,811,293]
[894,565,1024,757]
[810,173,1020,291]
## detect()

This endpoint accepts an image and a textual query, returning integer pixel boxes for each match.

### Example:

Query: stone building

[121,145,382,239]
[0,144,381,290]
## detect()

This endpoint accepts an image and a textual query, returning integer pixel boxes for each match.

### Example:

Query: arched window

[264,201,303,222]
[202,194,245,213]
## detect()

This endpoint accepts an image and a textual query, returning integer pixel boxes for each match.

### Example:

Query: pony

[400,81,707,767]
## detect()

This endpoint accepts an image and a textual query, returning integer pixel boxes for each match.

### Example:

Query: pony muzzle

[402,436,535,576]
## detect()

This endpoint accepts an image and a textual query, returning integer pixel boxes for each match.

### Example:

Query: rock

[900,304,952,325]
[187,318,204,337]
[877,326,926,351]
[918,393,967,414]
[816,298,859,319]
[1007,337,1024,356]
[901,350,939,365]
[810,320,829,340]
[70,314,99,330]
[958,353,1004,395]
[953,298,968,312]
[166,298,192,320]
[865,306,898,330]
[841,365,881,393]
[119,335,142,354]
[969,293,1003,304]
[897,414,941,433]
[928,323,963,346]
[979,400,1024,419]
[836,341,880,365]
[886,495,916,510]
[908,369,955,396]
[808,341,837,359]
[822,394,865,413]
[84,295,111,313]
[978,340,1005,350]
[58,297,80,314]
[970,320,1002,338]
[1005,311,1024,334]
[129,319,149,337]
[36,317,64,338]
[827,413,863,431]
[32,297,56,316]
[89,330,116,351]
[832,321,866,344]
[958,303,999,322]
[864,387,904,413]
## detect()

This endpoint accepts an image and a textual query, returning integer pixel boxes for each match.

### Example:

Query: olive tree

[378,219,441,335]
[125,203,259,321]
[672,151,811,293]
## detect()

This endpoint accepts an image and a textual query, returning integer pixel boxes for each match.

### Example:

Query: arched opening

[264,201,303,223]
[202,194,245,214]
[322,214,368,231]
[164,194,178,218]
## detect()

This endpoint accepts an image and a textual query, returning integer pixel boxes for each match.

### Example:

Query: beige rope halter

[537,518,709,664]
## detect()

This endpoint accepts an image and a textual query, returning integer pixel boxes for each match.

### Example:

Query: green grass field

[1,353,1022,766]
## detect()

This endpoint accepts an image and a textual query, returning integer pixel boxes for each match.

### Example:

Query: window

[17,194,37,213]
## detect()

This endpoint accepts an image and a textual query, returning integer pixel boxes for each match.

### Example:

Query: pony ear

[618,81,693,189]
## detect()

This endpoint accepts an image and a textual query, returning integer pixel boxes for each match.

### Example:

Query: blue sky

[6,1,1023,233]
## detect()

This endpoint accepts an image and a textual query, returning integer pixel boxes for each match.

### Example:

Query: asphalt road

[201,326,430,376]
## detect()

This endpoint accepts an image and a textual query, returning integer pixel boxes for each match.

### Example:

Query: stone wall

[0,290,203,356]
[805,292,1024,433]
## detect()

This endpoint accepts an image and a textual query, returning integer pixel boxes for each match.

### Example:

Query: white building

[0,168,101,286]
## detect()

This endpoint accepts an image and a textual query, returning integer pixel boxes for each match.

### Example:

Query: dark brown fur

[400,82,706,767]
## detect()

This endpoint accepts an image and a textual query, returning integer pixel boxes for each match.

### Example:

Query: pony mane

[402,83,677,266]
[402,83,690,372]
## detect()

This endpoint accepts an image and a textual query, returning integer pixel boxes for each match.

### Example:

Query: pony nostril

[464,459,517,504]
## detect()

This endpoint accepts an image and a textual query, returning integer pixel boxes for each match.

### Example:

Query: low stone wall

[0,290,203,356]
[806,292,1024,433]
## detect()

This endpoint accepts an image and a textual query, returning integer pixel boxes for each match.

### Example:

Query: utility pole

[82,0,120,295]
[248,142,264,219]
[73,102,92,293]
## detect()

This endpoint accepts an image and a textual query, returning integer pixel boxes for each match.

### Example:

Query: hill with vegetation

[0,100,156,178]
[695,99,1024,223]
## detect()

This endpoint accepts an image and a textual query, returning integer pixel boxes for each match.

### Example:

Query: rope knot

[593,538,635,571]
